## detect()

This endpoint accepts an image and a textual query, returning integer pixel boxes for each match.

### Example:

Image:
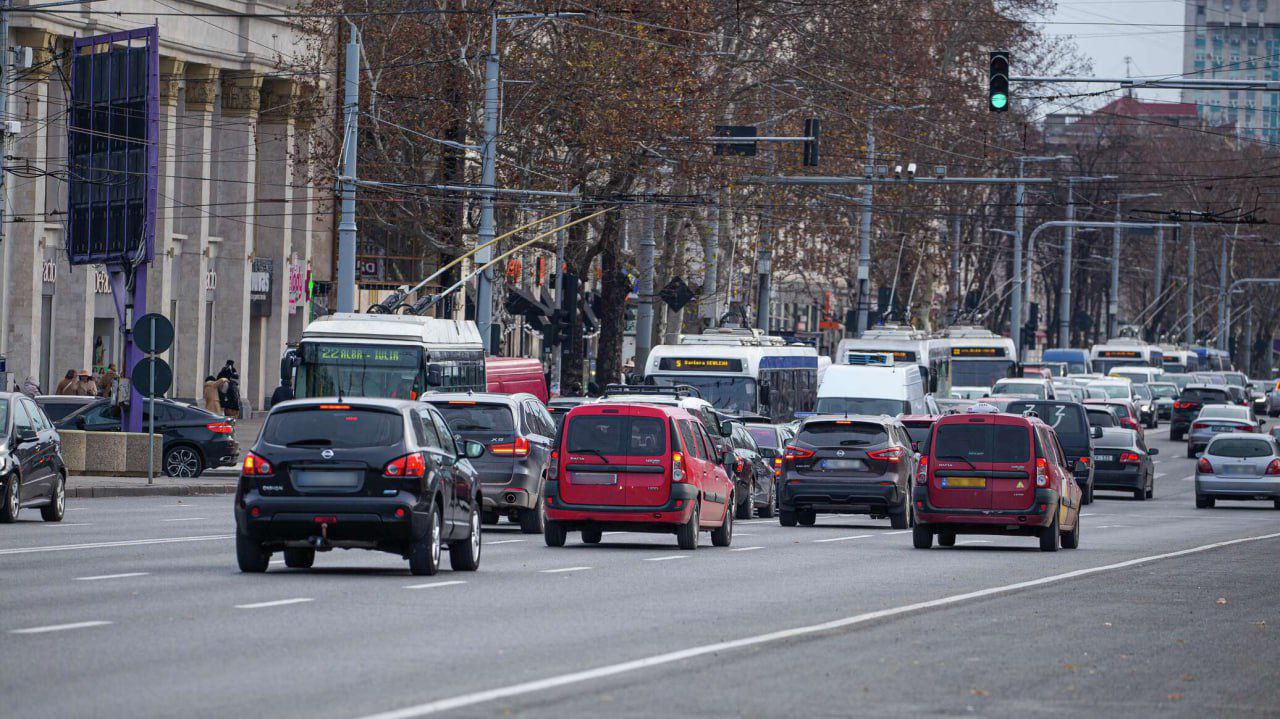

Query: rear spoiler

[602,383,702,399]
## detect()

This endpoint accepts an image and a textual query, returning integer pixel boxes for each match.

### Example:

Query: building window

[1223,0,1231,10]
[1242,0,1249,10]
[1260,0,1268,10]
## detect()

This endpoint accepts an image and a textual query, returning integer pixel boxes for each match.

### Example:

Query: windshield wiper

[838,439,871,446]
[286,438,333,447]
[567,447,610,464]
[935,454,977,470]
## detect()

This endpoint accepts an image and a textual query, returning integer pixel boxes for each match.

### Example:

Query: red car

[543,402,735,549]
[913,409,1082,552]
[899,414,940,454]
[1085,398,1144,441]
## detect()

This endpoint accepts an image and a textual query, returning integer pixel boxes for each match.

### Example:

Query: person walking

[55,369,76,395]
[270,377,294,408]
[97,363,118,398]
[217,360,241,419]
[203,375,224,415]
[21,376,40,398]
[74,370,97,396]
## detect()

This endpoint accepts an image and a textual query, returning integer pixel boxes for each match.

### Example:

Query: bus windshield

[1093,358,1149,375]
[949,359,1015,388]
[650,374,756,413]
[296,342,424,399]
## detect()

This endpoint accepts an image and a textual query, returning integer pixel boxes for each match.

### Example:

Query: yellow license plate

[942,477,986,488]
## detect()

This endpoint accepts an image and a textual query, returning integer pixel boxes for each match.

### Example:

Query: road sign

[659,277,695,312]
[131,357,171,397]
[133,313,174,354]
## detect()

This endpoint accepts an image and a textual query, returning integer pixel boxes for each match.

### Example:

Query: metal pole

[855,126,874,336]
[1218,234,1228,351]
[549,201,567,396]
[147,315,155,485]
[1186,225,1195,346]
[1059,183,1075,348]
[1244,303,1254,375]
[0,0,10,358]
[949,216,960,322]
[1152,226,1164,340]
[701,191,720,326]
[1109,199,1122,339]
[1012,160,1024,358]
[634,203,656,371]
[335,21,359,314]
[755,132,777,332]
[475,15,500,354]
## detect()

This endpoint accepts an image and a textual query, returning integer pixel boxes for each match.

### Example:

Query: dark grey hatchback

[235,398,485,575]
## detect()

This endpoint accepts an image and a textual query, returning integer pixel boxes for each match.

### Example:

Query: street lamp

[1108,192,1162,339]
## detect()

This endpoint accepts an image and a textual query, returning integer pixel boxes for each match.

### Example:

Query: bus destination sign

[950,346,1006,357]
[1099,350,1141,358]
[658,357,744,372]
[318,346,414,364]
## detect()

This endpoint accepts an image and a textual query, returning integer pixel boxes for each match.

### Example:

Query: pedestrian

[270,377,294,408]
[203,375,224,415]
[74,370,97,396]
[21,375,40,398]
[55,369,76,395]
[97,363,118,398]
[223,378,242,419]
[217,359,238,383]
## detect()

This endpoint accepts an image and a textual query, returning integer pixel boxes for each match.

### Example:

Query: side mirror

[463,440,485,459]
[719,419,734,437]
[15,429,37,445]
[759,383,772,406]
[280,348,300,383]
[1091,426,1104,439]
[1148,447,1159,456]
[426,365,444,387]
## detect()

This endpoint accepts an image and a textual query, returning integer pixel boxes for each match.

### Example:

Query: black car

[234,398,485,575]
[726,423,775,519]
[1007,400,1101,505]
[54,398,238,478]
[34,395,98,423]
[778,415,916,529]
[0,393,66,523]
[425,392,555,533]
[1170,385,1234,441]
[744,421,795,485]
[1090,427,1158,500]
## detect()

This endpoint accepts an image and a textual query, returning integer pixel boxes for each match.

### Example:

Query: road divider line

[643,555,688,562]
[45,522,93,527]
[353,530,1280,719]
[0,534,232,556]
[75,572,150,581]
[729,546,764,552]
[404,581,467,590]
[10,620,112,635]
[882,530,912,535]
[236,598,314,609]
[539,566,591,574]
[485,539,525,545]
[161,517,207,522]
[812,534,872,544]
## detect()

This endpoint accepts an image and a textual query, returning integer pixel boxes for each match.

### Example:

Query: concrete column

[174,64,218,395]
[288,85,318,343]
[252,78,297,405]
[149,56,185,393]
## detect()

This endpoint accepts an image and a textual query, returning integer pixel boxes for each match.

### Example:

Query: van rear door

[559,408,631,506]
[987,418,1035,511]
[929,418,993,510]
[621,407,671,506]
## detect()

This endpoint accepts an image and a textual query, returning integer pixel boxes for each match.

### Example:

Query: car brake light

[1076,456,1090,466]
[1192,422,1208,430]
[734,458,745,473]
[1197,457,1213,474]
[784,444,814,461]
[916,456,929,485]
[207,421,234,435]
[1119,451,1141,465]
[772,456,782,478]
[1035,457,1049,487]
[242,452,272,476]
[1174,401,1193,410]
[867,447,903,463]
[671,451,685,482]
[318,404,350,410]
[549,450,559,478]
[384,452,426,478]
[490,436,531,457]
[1267,459,1280,476]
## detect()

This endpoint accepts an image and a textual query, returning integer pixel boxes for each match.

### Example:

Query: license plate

[570,472,617,485]
[292,470,362,489]
[819,458,866,471]
[1094,454,1114,462]
[1211,425,1233,432]
[941,477,986,488]
[1221,465,1257,477]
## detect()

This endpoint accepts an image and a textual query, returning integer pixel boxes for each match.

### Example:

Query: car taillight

[867,447,903,464]
[1267,459,1280,475]
[671,451,685,482]
[1119,451,1141,465]
[1035,457,1049,487]
[207,422,234,435]
[1192,422,1208,430]
[772,457,782,477]
[549,450,559,478]
[490,436,530,457]
[1197,457,1213,474]
[1076,456,1090,466]
[916,456,929,485]
[734,457,745,474]
[1121,418,1139,431]
[784,444,814,461]
[242,452,272,476]
[384,452,426,478]
[1174,401,1193,410]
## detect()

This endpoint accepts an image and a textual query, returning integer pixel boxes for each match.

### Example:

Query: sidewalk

[68,474,237,498]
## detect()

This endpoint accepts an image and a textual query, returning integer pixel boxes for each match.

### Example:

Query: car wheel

[778,509,797,527]
[1186,446,1197,459]
[581,527,602,544]
[448,505,481,571]
[283,547,315,569]
[912,523,933,549]
[0,474,19,523]
[164,444,204,478]
[1195,495,1215,509]
[235,532,270,573]
[481,509,501,525]
[544,519,567,547]
[408,504,443,576]
[1146,475,1155,500]
[41,473,65,522]
[735,489,753,520]
[758,486,775,518]
[1082,484,1094,506]
[797,507,817,526]
[1133,486,1146,501]
[1273,499,1280,510]
[1039,511,1061,552]
[937,528,956,547]
[1171,429,1182,442]
[518,499,545,534]
[889,500,910,529]
[712,497,734,547]
[676,502,700,550]
[1061,513,1081,550]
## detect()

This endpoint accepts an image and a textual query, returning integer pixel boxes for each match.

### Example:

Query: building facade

[0,1,332,409]
[1182,0,1280,142]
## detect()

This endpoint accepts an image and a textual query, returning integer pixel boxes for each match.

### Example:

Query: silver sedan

[1187,405,1259,459]
[1194,432,1280,509]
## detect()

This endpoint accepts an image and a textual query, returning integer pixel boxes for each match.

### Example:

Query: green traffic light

[990,93,1008,109]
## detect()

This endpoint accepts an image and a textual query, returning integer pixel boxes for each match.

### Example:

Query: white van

[1109,366,1163,385]
[815,355,927,417]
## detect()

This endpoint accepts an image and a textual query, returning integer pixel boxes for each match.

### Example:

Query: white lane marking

[729,546,764,552]
[539,566,592,574]
[734,532,755,536]
[65,508,86,512]
[10,620,112,635]
[235,598,314,610]
[485,539,525,545]
[404,580,467,590]
[643,555,688,562]
[352,530,1280,719]
[812,534,872,544]
[269,558,285,565]
[160,517,207,522]
[75,572,150,581]
[46,523,93,527]
[882,530,912,535]
[0,534,232,556]
[956,540,993,545]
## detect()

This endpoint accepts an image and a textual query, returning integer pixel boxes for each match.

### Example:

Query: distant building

[1044,97,1202,146]
[1181,0,1280,142]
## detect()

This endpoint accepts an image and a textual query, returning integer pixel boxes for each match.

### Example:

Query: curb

[68,484,237,499]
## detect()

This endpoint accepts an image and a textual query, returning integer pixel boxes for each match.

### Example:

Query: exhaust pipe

[504,492,518,504]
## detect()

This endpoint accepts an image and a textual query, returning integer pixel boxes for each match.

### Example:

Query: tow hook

[309,523,332,549]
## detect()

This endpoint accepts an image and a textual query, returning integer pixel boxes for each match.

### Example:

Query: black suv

[1006,400,1101,505]
[778,415,916,529]
[1,393,66,524]
[1170,385,1234,441]
[54,398,237,477]
[727,423,776,519]
[235,398,485,575]
[424,392,556,533]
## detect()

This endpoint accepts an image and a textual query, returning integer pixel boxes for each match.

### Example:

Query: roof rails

[678,328,789,346]
[602,383,703,399]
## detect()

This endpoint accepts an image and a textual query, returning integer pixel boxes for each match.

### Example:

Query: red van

[543,403,735,549]
[485,357,548,403]
[913,409,1082,552]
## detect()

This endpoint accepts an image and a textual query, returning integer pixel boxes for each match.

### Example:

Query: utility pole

[755,123,777,332]
[949,216,961,322]
[1110,192,1161,339]
[0,0,10,360]
[855,127,874,337]
[1218,233,1228,351]
[335,20,360,314]
[701,191,721,326]
[475,15,500,353]
[1011,155,1068,358]
[1186,225,1195,346]
[634,203,656,371]
[1059,183,1076,349]
[1152,226,1164,340]
[549,201,568,397]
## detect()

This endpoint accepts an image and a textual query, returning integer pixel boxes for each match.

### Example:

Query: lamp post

[1109,192,1161,339]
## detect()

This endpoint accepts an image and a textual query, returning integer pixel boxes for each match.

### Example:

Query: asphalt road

[2,428,1278,718]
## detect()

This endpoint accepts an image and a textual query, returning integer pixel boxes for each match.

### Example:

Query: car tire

[544,519,567,547]
[448,505,481,572]
[1195,495,1215,509]
[481,509,501,525]
[797,507,817,526]
[889,500,910,529]
[735,490,753,520]
[581,527,602,544]
[1133,486,1146,501]
[164,444,204,479]
[1146,475,1155,499]
[283,547,315,569]
[937,529,956,547]
[1082,484,1094,506]
[1171,429,1183,442]
[408,504,443,576]
[1039,511,1061,552]
[1273,499,1280,510]
[779,509,797,527]
[1061,514,1081,550]
[518,500,545,534]
[1,474,20,523]
[758,486,775,518]
[711,498,733,547]
[41,473,65,522]
[1187,446,1197,459]
[912,523,933,549]
[676,503,700,550]
[235,532,270,573]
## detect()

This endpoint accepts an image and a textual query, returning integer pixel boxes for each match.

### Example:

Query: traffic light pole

[634,203,657,373]
[856,129,874,336]
[1186,226,1196,345]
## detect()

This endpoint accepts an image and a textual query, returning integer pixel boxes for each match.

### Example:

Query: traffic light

[988,51,1010,112]
[802,117,820,167]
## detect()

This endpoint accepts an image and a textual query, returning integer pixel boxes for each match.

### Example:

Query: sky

[1042,0,1187,113]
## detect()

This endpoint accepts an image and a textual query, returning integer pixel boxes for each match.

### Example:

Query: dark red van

[543,403,735,550]
[913,408,1082,552]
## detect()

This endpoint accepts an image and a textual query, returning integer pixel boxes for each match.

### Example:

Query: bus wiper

[568,447,610,464]
[286,438,333,447]
[935,454,976,470]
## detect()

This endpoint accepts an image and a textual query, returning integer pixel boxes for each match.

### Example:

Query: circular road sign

[133,313,174,355]
[131,357,172,398]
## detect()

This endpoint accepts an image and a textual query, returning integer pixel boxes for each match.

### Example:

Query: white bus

[1089,339,1163,376]
[644,338,820,421]
[287,313,486,400]
[1159,347,1201,374]
[934,325,1018,389]
[834,325,951,395]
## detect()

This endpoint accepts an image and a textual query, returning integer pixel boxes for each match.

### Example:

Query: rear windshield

[904,424,932,450]
[992,381,1044,396]
[1094,433,1136,450]
[263,408,403,448]
[1198,406,1249,420]
[1207,438,1273,458]
[797,421,888,447]
[1149,384,1178,398]
[1006,402,1088,445]
[1087,410,1117,428]
[1182,388,1231,403]
[564,415,666,457]
[1092,384,1130,399]
[814,397,909,416]
[933,423,1030,463]
[746,426,779,449]
[430,402,515,432]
